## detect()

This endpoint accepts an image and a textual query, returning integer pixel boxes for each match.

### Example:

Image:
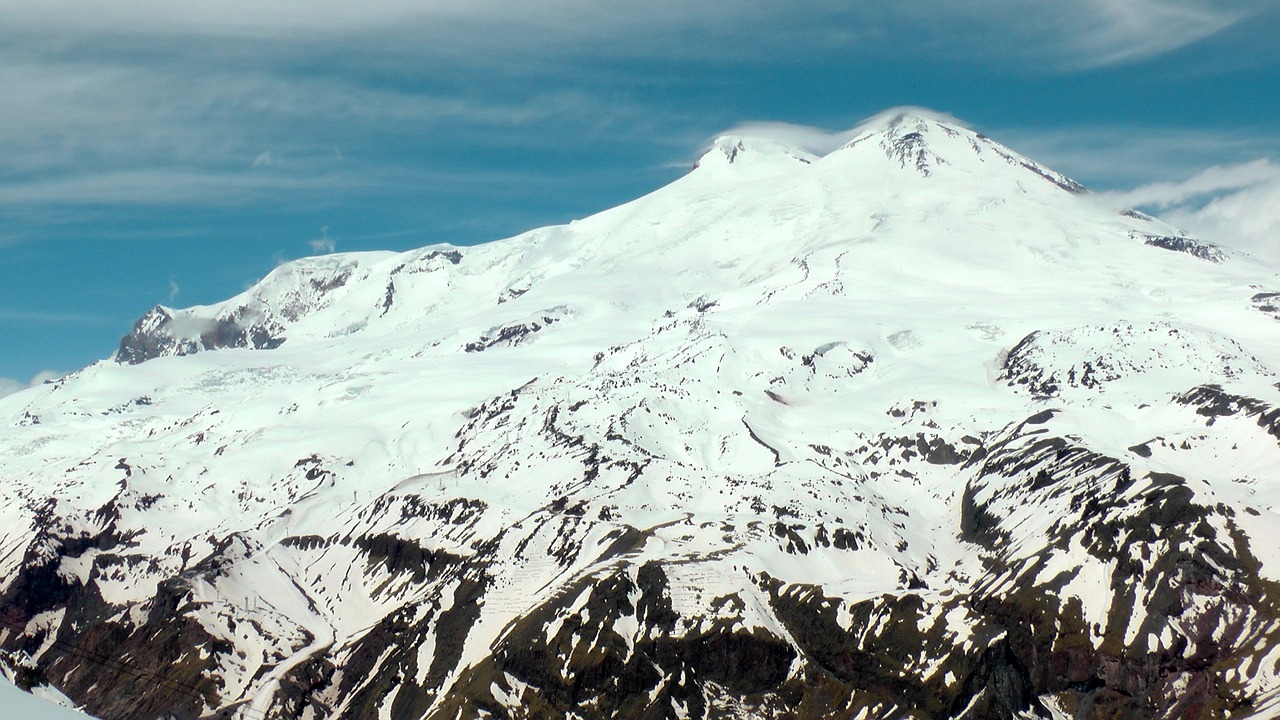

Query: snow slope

[0,650,90,717]
[2,109,1280,719]
[0,676,89,720]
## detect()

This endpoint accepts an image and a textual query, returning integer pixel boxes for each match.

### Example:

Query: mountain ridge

[112,110,1215,370]
[3,109,1280,720]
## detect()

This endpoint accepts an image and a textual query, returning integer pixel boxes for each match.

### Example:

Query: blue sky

[2,0,1279,393]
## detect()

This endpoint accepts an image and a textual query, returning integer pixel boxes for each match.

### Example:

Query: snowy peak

[110,109,1221,369]
[113,248,446,364]
[836,109,1087,192]
[115,304,285,364]
[692,134,816,176]
[841,110,965,176]
[114,253,376,364]
[692,108,1088,196]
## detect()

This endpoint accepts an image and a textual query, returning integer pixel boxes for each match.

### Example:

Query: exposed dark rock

[309,269,351,293]
[435,563,800,720]
[354,533,460,584]
[1176,384,1280,444]
[42,579,226,720]
[390,250,463,277]
[1251,291,1280,321]
[115,305,285,365]
[0,649,47,690]
[883,130,940,176]
[1138,233,1226,263]
[465,309,570,353]
[1128,442,1153,458]
[688,295,718,312]
[999,323,1265,398]
[274,653,337,720]
[956,419,1280,719]
[1122,209,1155,221]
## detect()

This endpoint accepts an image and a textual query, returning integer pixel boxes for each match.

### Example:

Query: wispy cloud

[1104,159,1280,208]
[1101,160,1280,264]
[843,0,1254,69]
[0,170,344,206]
[0,309,114,326]
[1002,122,1280,264]
[0,0,1273,272]
[0,370,63,399]
[0,0,1269,225]
[28,370,63,386]
[709,108,969,158]
[1061,0,1243,67]
[0,1,1259,66]
[0,376,23,399]
[995,125,1280,189]
[308,227,336,255]
[0,42,667,214]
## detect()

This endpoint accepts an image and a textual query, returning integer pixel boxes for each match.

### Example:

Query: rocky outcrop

[115,306,285,365]
[1137,233,1226,263]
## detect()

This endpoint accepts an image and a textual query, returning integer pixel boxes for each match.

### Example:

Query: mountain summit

[3,110,1280,720]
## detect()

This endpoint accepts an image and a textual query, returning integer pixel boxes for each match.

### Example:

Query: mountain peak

[695,108,960,168]
[692,134,816,174]
[858,106,962,131]
[695,108,1085,193]
[832,108,1087,191]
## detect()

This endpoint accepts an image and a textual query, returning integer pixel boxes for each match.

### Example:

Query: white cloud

[29,370,63,386]
[1104,159,1279,208]
[0,49,651,211]
[1065,0,1242,66]
[0,377,23,399]
[0,370,64,399]
[845,0,1251,69]
[0,0,1272,272]
[308,227,336,255]
[1105,161,1280,264]
[168,278,181,302]
[0,0,1268,222]
[0,309,109,325]
[0,1,1263,68]
[711,108,968,158]
[994,125,1279,189]
[0,170,342,206]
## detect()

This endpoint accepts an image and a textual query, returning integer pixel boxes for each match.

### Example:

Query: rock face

[1137,233,1227,263]
[4,108,1280,720]
[116,305,286,365]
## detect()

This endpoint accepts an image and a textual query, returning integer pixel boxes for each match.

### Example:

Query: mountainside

[4,109,1280,720]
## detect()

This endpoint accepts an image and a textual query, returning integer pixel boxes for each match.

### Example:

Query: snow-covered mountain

[3,109,1280,720]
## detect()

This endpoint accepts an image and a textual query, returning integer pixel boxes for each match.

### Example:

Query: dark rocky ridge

[1136,233,1226,263]
[116,306,285,365]
[6,399,1280,719]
